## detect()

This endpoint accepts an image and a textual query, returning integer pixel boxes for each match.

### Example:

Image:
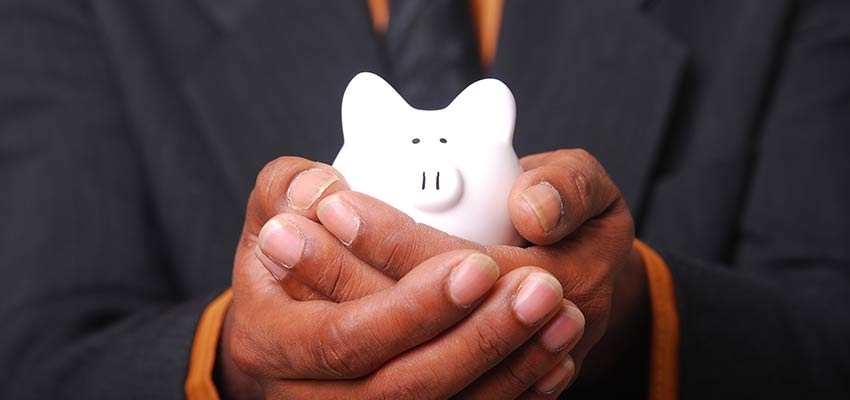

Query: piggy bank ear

[341,72,408,142]
[447,78,516,144]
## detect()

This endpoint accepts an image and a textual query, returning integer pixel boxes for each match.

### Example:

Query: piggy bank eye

[439,138,447,143]
[412,138,421,144]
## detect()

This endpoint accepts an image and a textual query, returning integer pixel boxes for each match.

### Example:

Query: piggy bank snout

[411,164,464,212]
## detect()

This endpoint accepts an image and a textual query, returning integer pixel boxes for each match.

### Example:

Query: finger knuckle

[563,168,592,216]
[316,251,349,300]
[572,147,593,161]
[370,370,443,400]
[253,157,295,210]
[551,148,574,161]
[373,380,432,400]
[255,157,288,190]
[371,220,418,277]
[474,321,515,364]
[312,318,375,378]
[376,388,419,400]
[573,148,618,195]
[570,148,606,177]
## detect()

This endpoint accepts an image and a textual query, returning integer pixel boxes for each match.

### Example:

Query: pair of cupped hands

[219,149,648,399]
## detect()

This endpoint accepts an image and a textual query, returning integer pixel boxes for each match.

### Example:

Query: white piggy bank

[333,72,523,246]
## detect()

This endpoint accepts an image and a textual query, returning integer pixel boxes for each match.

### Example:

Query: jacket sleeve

[0,1,218,398]
[663,1,850,398]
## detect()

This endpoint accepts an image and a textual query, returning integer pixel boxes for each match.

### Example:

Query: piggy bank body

[333,72,523,246]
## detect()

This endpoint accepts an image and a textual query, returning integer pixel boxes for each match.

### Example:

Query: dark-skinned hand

[219,156,596,399]
[250,149,648,398]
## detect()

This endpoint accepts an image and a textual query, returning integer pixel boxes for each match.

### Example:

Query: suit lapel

[184,0,385,203]
[493,0,687,218]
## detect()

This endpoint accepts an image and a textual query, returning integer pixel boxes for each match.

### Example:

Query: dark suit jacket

[1,0,848,398]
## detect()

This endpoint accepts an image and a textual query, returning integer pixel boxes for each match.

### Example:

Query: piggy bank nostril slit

[408,167,465,213]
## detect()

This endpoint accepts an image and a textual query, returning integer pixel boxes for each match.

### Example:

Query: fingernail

[258,218,304,268]
[521,182,562,232]
[535,356,575,394]
[316,196,360,245]
[255,245,288,280]
[448,253,501,307]
[513,272,563,325]
[539,305,585,351]
[287,168,339,210]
